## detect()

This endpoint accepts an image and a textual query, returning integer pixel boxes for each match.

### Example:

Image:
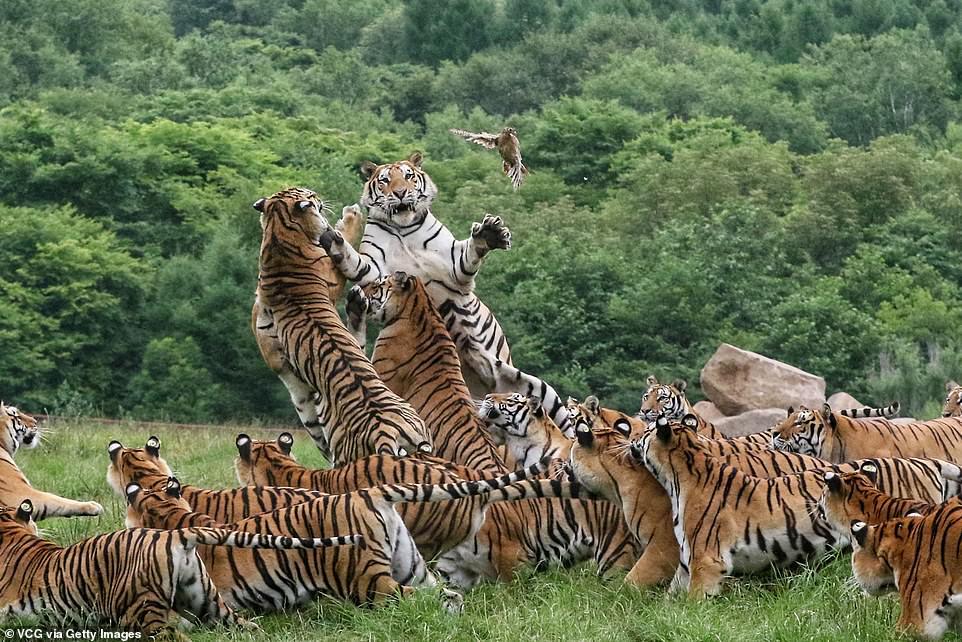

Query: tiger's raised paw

[346,285,369,328]
[471,215,511,252]
[318,228,344,259]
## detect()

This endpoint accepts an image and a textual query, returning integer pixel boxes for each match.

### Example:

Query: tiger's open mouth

[391,203,415,216]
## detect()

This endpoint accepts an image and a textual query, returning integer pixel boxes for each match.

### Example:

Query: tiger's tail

[377,458,554,503]
[839,401,900,419]
[182,528,362,551]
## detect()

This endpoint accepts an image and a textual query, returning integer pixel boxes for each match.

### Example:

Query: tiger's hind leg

[391,522,464,614]
[175,552,257,631]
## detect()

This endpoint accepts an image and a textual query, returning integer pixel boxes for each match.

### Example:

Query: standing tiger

[254,187,432,463]
[251,199,365,445]
[772,402,962,462]
[944,381,961,417]
[850,501,962,639]
[354,271,505,472]
[0,403,103,520]
[0,499,328,635]
[316,152,571,433]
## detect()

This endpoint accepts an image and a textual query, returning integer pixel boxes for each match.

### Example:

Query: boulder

[693,400,725,423]
[713,408,787,438]
[700,343,825,416]
[827,392,863,411]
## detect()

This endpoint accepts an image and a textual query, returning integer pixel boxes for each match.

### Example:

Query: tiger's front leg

[452,215,511,285]
[345,285,370,349]
[319,205,381,287]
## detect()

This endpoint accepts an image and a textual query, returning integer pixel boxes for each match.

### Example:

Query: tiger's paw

[318,228,344,259]
[471,215,511,252]
[83,501,105,516]
[346,285,369,328]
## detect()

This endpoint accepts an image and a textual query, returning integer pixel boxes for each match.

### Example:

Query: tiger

[125,457,583,613]
[251,198,365,444]
[850,500,962,639]
[0,403,103,520]
[569,393,717,442]
[353,271,505,472]
[235,432,503,559]
[107,437,327,523]
[480,393,570,469]
[254,187,433,463]
[316,152,572,434]
[944,381,961,417]
[818,463,945,534]
[0,498,353,636]
[772,402,962,462]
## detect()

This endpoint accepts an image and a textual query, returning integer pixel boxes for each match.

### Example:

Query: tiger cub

[254,187,432,463]
[850,501,962,639]
[944,381,961,417]
[0,498,347,635]
[126,459,580,613]
[354,271,504,472]
[773,402,961,462]
[0,404,102,520]
[107,437,326,523]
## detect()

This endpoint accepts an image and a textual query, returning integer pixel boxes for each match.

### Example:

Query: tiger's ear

[851,521,869,547]
[360,161,378,180]
[585,395,600,415]
[646,375,659,386]
[15,500,33,524]
[236,434,252,461]
[575,421,594,448]
[822,403,837,428]
[252,197,266,212]
[393,271,413,291]
[407,151,424,168]
[277,432,294,456]
[108,440,123,463]
[145,436,161,459]
[787,406,794,415]
[125,483,142,505]
[671,379,687,393]
[681,414,699,430]
[526,396,545,419]
[859,462,879,486]
[165,477,182,499]
[655,416,672,443]
[824,471,842,493]
[613,418,631,437]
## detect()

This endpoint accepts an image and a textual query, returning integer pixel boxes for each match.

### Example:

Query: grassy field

[3,418,957,641]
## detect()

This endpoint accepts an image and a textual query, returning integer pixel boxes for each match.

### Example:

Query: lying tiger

[0,403,102,519]
[773,402,962,462]
[851,500,962,639]
[0,498,345,636]
[254,187,433,463]
[354,271,504,472]
[317,152,572,433]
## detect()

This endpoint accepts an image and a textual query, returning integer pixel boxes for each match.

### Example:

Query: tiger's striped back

[0,501,252,635]
[773,403,962,462]
[819,465,937,534]
[364,272,505,473]
[255,187,432,464]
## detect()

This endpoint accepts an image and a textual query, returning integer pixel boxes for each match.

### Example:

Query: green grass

[4,418,959,641]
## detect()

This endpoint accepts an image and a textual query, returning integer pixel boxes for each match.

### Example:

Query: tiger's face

[124,479,192,529]
[106,437,173,498]
[771,405,826,456]
[254,187,330,243]
[0,404,40,456]
[234,432,296,486]
[818,466,879,533]
[478,393,533,445]
[944,381,962,417]
[362,271,421,325]
[850,521,902,596]
[360,152,437,227]
[638,375,689,422]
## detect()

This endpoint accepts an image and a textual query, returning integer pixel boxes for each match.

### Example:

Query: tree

[402,0,494,66]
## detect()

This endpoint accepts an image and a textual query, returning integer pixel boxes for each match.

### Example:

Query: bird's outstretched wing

[450,128,499,149]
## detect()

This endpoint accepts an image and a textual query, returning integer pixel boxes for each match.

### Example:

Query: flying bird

[450,127,529,190]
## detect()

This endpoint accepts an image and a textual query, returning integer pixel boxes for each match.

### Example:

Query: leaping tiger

[317,152,572,434]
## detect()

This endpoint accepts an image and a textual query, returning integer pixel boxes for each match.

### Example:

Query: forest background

[3,0,961,423]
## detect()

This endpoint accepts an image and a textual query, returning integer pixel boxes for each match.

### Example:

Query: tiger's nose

[393,188,407,199]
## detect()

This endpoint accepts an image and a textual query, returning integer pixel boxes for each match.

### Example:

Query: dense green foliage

[2,0,961,422]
